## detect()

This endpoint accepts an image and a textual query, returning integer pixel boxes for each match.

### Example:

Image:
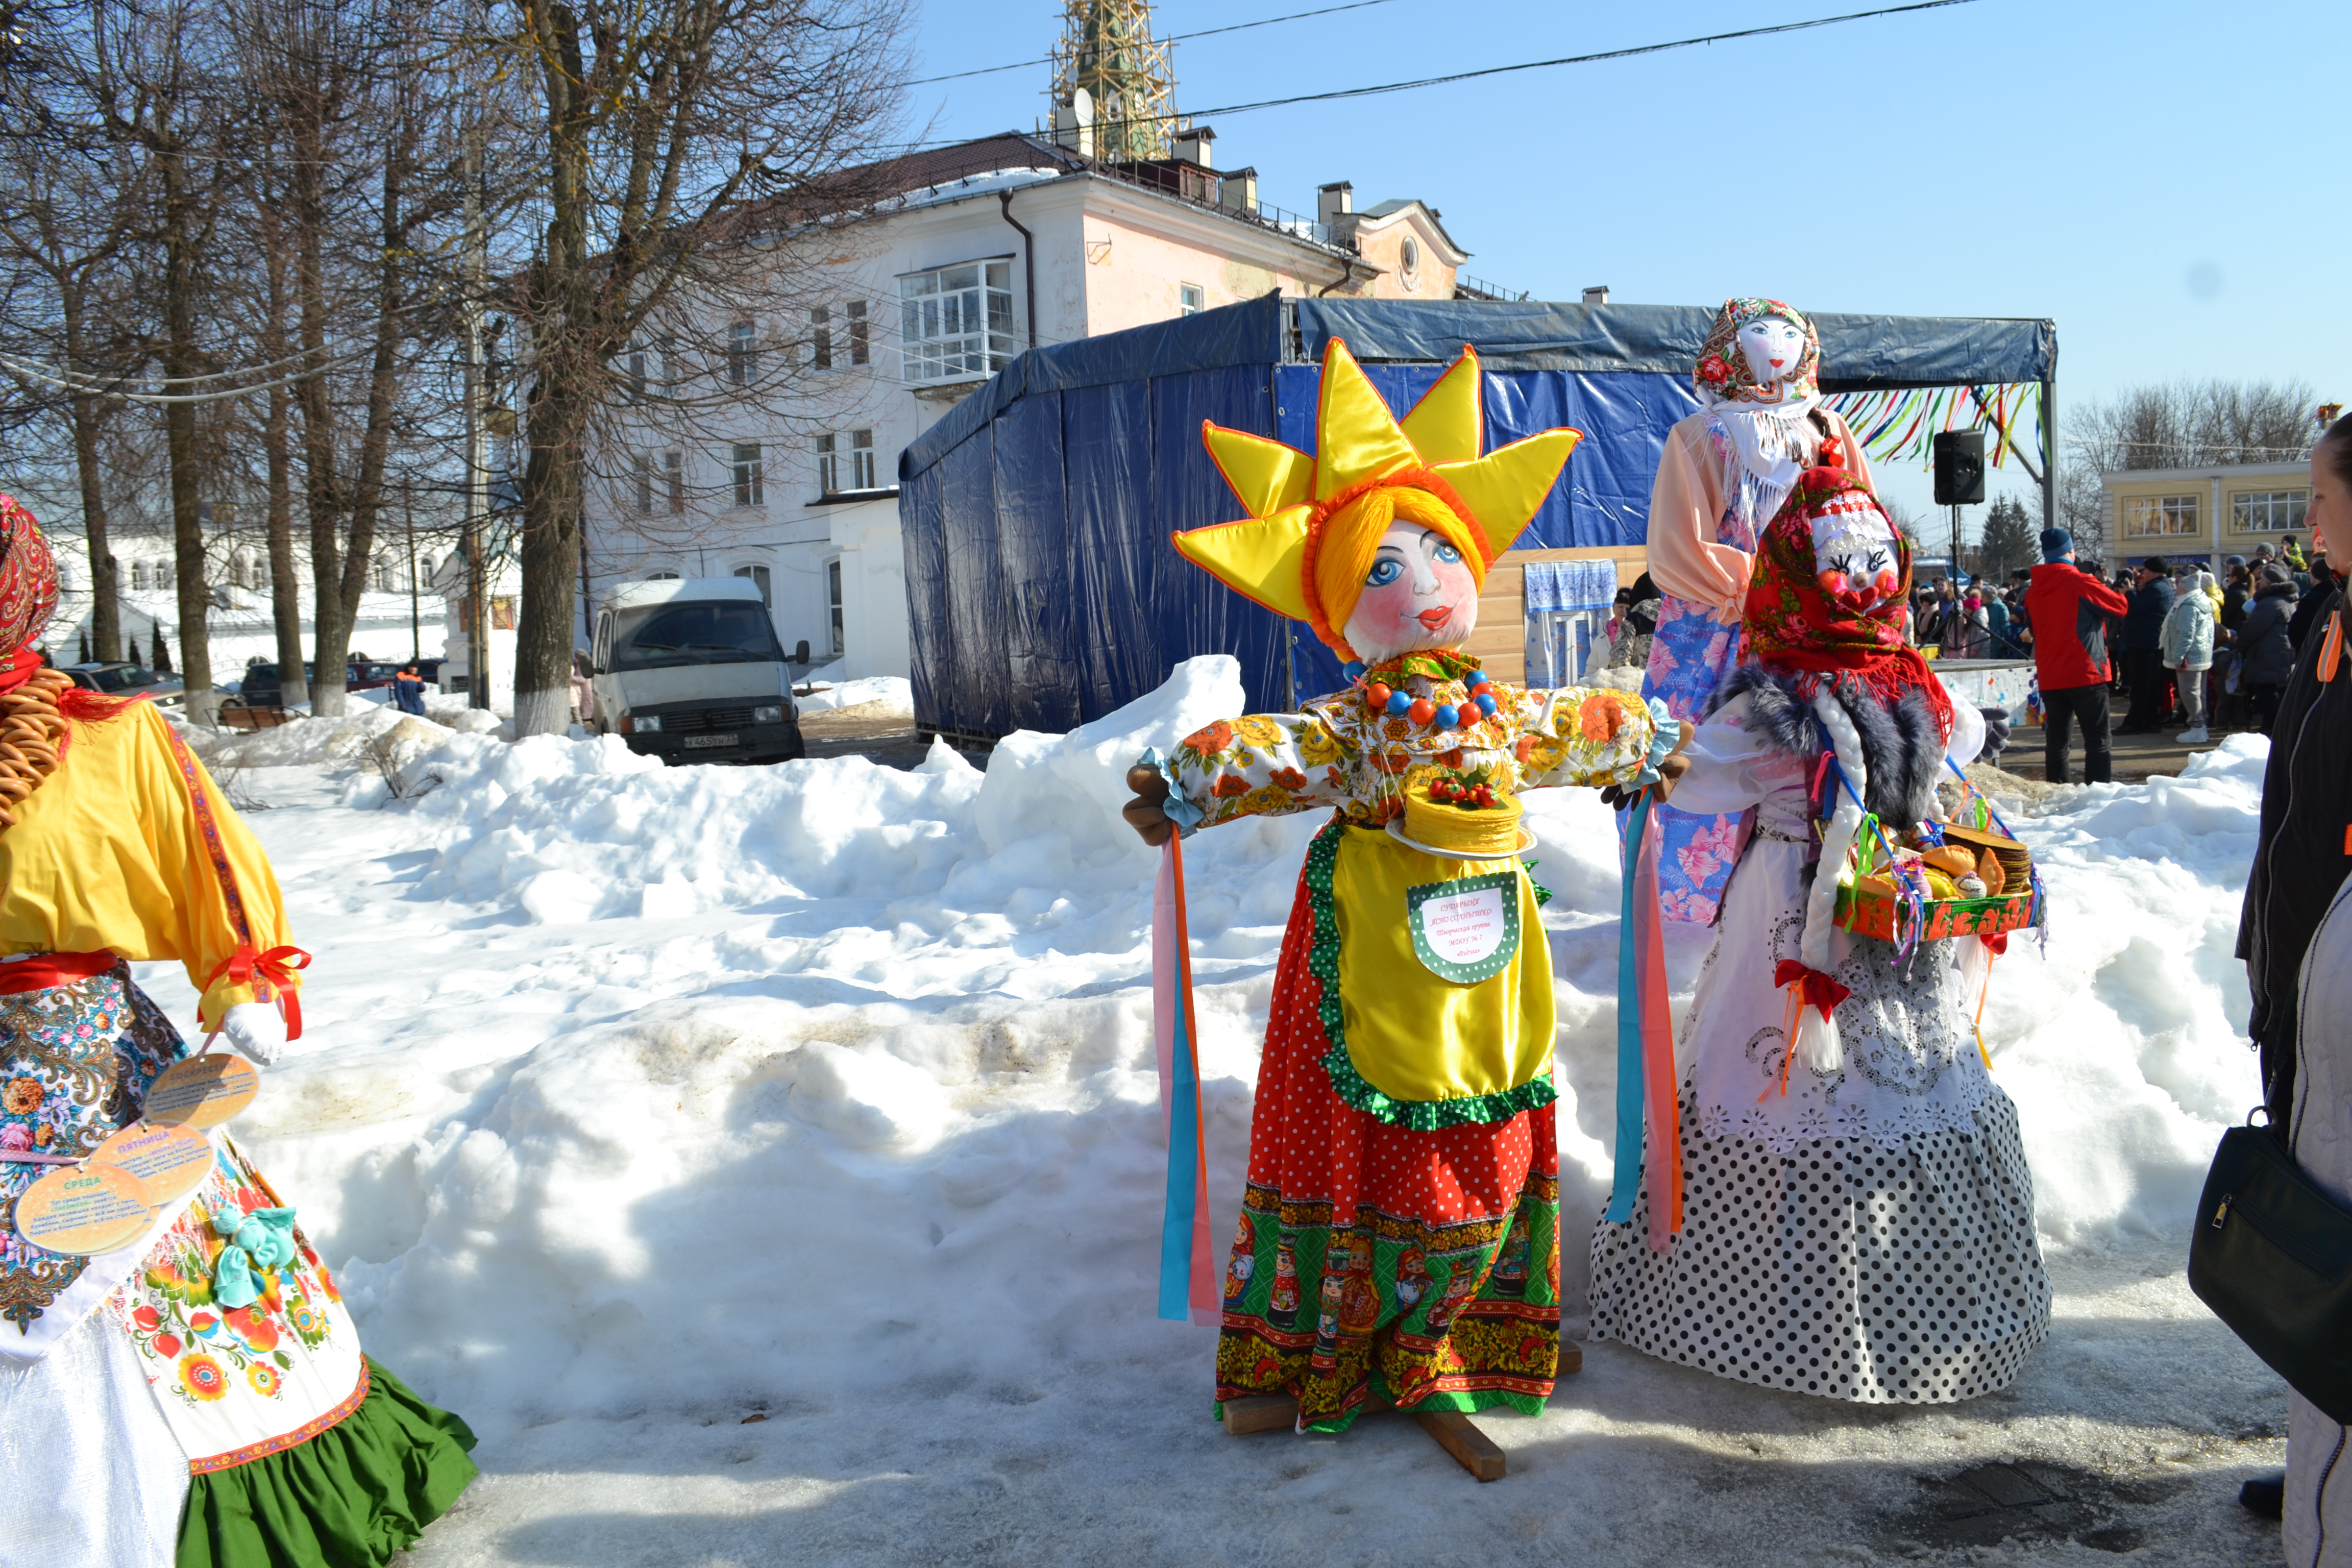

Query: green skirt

[178,1358,478,1568]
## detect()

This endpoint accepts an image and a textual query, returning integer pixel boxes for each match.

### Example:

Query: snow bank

[198,660,2264,1450]
[794,673,912,714]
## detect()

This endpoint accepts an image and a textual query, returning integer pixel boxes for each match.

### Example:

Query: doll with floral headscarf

[1119,339,1690,1448]
[1588,463,2051,1406]
[1644,298,1880,923]
[0,496,475,1564]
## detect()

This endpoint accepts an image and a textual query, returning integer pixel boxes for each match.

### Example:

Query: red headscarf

[0,496,58,695]
[1743,467,1953,743]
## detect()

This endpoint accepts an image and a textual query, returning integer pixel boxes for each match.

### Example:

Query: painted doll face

[1811,501,1903,615]
[1342,523,1479,661]
[1738,317,1808,400]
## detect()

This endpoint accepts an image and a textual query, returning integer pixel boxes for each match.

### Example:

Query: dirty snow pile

[138,661,2285,1566]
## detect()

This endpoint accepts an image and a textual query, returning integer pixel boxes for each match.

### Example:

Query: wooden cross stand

[1218,1343,1582,1481]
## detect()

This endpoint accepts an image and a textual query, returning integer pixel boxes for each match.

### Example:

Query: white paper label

[1417,886,1509,967]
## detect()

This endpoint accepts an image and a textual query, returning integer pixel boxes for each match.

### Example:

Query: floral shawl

[1692,297,1821,408]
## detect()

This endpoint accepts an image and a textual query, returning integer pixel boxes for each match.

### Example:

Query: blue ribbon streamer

[1605,790,1653,1224]
[1157,970,1204,1323]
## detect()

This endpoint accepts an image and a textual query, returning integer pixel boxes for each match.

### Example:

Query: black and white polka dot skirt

[1586,1085,2051,1404]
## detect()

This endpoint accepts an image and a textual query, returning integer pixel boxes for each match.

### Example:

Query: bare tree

[490,0,909,736]
[2073,378,2320,472]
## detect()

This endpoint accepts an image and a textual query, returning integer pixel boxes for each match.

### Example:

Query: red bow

[205,943,313,1040]
[1981,932,2008,958]
[1774,959,1852,1020]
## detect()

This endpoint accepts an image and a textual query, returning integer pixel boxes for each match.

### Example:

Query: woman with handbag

[2229,414,2352,1559]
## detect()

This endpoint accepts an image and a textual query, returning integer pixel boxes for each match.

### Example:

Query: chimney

[1172,125,1214,168]
[1317,182,1353,227]
[1051,87,1095,158]
[1217,167,1258,214]
[1581,285,1611,306]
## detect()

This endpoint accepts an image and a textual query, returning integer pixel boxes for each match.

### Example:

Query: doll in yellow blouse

[1121,340,1689,1442]
[0,498,475,1568]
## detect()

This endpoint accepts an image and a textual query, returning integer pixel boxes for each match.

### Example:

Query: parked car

[587,577,804,765]
[59,662,184,707]
[234,659,395,705]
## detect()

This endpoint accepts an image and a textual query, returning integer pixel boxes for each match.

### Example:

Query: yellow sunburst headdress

[1174,337,1582,659]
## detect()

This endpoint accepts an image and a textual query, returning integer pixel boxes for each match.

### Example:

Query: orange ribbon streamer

[204,943,313,1040]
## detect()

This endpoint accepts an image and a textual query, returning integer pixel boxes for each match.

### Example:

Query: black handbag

[2188,1118,2352,1424]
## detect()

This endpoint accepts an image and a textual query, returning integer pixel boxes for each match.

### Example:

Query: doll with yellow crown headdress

[1120,339,1692,1442]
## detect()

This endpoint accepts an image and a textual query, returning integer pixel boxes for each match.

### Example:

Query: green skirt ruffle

[178,1357,478,1568]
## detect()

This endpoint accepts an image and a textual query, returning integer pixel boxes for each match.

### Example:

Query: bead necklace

[1340,656,1501,732]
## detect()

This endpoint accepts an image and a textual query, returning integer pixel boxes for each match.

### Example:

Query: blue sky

[905,0,2347,529]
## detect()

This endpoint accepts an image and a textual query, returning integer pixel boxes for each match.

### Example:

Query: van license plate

[683,733,738,749]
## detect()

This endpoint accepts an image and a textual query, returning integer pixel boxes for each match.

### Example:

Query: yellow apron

[1330,825,1554,1107]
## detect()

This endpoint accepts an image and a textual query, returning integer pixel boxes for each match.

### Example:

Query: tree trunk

[292,113,344,717]
[158,145,213,717]
[258,172,307,705]
[67,394,117,665]
[514,416,581,737]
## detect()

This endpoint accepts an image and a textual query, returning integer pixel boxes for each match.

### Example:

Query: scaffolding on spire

[1049,0,1180,162]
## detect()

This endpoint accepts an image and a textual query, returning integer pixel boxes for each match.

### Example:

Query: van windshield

[609,601,782,671]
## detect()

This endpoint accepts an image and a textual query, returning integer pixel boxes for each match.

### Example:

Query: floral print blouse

[1161,653,1661,830]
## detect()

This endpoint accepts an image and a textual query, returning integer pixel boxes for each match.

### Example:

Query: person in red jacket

[2025,528,2131,783]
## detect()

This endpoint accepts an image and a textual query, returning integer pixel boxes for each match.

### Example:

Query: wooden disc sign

[15,1162,151,1256]
[143,1053,259,1129]
[90,1120,214,1208]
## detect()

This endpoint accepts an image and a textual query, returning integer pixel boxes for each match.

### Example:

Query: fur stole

[1708,664,1946,826]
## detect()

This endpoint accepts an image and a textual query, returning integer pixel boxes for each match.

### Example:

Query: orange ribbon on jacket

[204,943,313,1040]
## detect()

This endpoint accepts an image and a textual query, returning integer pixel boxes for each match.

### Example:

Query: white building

[582,128,1494,680]
[44,529,448,685]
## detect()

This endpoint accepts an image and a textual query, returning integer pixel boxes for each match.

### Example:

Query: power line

[904,0,1404,87]
[881,0,1976,154]
[1180,0,1976,119]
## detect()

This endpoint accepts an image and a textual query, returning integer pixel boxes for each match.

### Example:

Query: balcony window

[899,261,1014,384]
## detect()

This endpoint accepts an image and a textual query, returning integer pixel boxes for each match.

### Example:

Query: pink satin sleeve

[1644,409,1878,626]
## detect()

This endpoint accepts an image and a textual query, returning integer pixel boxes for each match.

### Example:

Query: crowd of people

[1891,532,2333,783]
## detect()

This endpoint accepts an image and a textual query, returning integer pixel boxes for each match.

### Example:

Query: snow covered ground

[149,661,2287,1565]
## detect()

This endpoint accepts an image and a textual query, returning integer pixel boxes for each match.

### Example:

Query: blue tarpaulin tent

[897,295,2054,744]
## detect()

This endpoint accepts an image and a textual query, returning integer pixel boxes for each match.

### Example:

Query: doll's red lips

[1416,608,1451,630]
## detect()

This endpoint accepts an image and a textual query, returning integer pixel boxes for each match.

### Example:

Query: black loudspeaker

[1932,430,1986,506]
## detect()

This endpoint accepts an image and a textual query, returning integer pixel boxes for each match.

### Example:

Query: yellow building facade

[2098,460,2313,568]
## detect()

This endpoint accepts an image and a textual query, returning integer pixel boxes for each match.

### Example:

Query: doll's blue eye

[1366,558,1403,587]
[1433,543,1461,565]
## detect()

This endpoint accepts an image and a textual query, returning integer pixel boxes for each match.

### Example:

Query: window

[130,560,145,591]
[1399,235,1422,288]
[624,344,649,402]
[816,432,839,495]
[733,563,773,607]
[850,429,875,490]
[374,555,395,593]
[847,300,869,366]
[810,306,832,371]
[632,454,655,517]
[664,450,685,514]
[647,569,681,581]
[826,558,844,654]
[728,321,758,387]
[1180,282,1204,316]
[731,442,765,507]
[2122,494,2199,538]
[2232,488,2310,533]
[816,430,876,494]
[899,260,1014,383]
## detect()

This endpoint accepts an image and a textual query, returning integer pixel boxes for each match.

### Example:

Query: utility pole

[461,117,491,710]
[405,486,420,662]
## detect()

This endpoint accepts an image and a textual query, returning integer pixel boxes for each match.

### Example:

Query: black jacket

[2240,582,2299,689]
[2122,576,2175,652]
[2290,572,2343,653]
[2239,584,2352,1119]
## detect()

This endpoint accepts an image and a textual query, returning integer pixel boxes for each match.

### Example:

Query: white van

[587,577,805,765]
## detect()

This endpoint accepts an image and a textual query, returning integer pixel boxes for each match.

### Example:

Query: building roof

[1354,198,1469,260]
[2098,460,2311,486]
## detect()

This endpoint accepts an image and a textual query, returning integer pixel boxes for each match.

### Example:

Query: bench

[217,705,297,731]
